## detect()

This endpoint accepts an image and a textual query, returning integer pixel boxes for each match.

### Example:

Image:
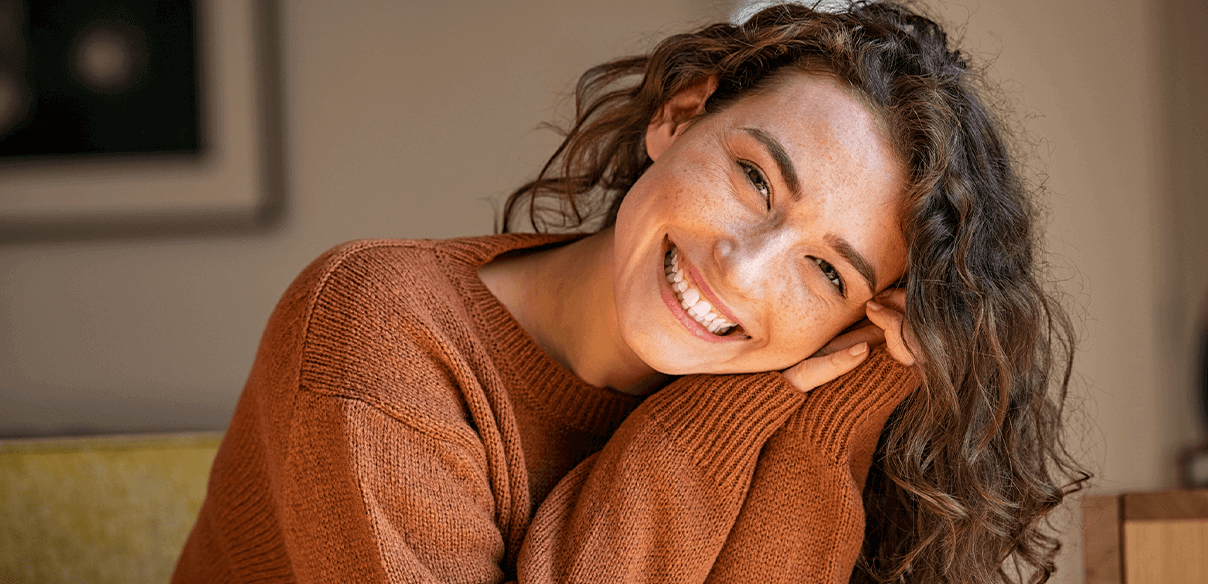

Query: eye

[812,257,846,297]
[738,160,771,210]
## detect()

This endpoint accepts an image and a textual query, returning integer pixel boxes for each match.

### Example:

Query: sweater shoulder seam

[283,239,453,460]
[299,385,488,462]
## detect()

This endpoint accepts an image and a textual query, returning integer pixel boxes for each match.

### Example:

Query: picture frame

[0,0,284,240]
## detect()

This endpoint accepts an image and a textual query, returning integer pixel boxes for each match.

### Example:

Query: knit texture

[172,234,919,583]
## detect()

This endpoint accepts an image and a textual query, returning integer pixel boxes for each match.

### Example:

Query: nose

[712,229,794,301]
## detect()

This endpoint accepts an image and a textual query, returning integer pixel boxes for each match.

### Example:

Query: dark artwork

[0,0,200,158]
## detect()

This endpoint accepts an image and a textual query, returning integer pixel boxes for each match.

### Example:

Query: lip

[681,258,743,326]
[659,240,747,343]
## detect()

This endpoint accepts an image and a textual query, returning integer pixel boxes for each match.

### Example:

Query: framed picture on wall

[0,0,283,240]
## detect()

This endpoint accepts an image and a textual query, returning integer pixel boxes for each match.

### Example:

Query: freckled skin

[611,73,909,376]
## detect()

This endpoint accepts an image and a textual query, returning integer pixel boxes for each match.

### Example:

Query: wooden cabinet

[1084,490,1208,583]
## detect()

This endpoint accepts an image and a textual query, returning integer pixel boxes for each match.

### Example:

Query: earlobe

[646,75,719,161]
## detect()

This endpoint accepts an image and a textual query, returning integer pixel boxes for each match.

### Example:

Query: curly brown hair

[500,2,1089,582]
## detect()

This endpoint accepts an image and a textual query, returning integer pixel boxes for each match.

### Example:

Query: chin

[615,315,698,375]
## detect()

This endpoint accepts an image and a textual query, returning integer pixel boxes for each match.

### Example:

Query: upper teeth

[665,246,737,335]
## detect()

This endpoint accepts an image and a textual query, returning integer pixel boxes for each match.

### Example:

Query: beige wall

[926,1,1176,581]
[1159,0,1208,488]
[0,0,723,434]
[937,0,1173,472]
[2,1,1205,581]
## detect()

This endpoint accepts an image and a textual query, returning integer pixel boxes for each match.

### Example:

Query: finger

[783,342,869,393]
[875,287,907,312]
[866,301,916,366]
[813,324,886,357]
[839,317,873,335]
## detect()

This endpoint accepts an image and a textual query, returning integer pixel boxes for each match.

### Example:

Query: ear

[646,75,719,161]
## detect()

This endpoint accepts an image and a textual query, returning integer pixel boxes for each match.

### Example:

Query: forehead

[723,72,900,184]
[712,72,908,287]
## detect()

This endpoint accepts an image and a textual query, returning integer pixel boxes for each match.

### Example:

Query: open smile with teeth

[664,245,741,336]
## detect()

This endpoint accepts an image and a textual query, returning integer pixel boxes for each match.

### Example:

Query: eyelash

[738,160,771,210]
[812,257,846,297]
[738,159,846,298]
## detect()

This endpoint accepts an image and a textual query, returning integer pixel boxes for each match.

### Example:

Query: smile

[662,243,746,339]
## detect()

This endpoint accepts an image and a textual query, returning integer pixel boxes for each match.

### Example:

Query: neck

[485,229,670,396]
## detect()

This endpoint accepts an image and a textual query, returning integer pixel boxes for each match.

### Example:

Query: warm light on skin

[611,71,908,378]
[480,72,908,394]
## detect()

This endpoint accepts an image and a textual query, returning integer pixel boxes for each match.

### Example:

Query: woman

[174,2,1086,583]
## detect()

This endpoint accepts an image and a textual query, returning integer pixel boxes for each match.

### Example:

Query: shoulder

[304,238,443,292]
[297,233,564,336]
[306,238,451,312]
[283,238,486,428]
[305,238,473,361]
[271,239,443,329]
[275,239,456,361]
[262,234,573,436]
[298,234,574,306]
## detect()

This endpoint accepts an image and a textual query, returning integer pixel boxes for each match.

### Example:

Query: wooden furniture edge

[1122,489,1208,521]
[1083,494,1123,584]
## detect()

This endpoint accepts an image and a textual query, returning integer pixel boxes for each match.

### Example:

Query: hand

[863,288,919,367]
[780,288,920,393]
[781,339,871,394]
[815,288,919,367]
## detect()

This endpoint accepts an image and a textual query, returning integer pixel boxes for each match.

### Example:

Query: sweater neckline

[437,233,643,436]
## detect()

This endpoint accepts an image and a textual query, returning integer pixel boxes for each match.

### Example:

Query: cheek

[657,152,740,213]
[765,290,860,359]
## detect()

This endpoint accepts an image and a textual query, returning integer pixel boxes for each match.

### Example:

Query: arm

[697,293,920,583]
[278,390,513,583]
[515,339,879,582]
[703,351,920,583]
[175,241,519,583]
[177,239,877,584]
[518,371,805,583]
[281,370,815,584]
[280,360,811,584]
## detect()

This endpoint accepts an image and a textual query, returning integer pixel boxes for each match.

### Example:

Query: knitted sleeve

[270,243,519,583]
[704,349,920,583]
[286,249,812,583]
[275,368,807,584]
[516,371,806,583]
[279,345,808,584]
[174,242,520,583]
[175,239,903,584]
[277,390,513,582]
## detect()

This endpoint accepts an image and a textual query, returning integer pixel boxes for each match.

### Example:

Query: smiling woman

[174,2,1086,583]
[610,73,908,377]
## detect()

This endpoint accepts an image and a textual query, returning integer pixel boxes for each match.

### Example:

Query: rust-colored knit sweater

[173,234,918,583]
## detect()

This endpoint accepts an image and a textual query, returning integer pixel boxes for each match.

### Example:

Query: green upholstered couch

[0,433,221,584]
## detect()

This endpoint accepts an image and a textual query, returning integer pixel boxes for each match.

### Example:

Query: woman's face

[612,72,908,375]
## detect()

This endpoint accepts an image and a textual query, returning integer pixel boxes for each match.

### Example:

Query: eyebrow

[826,234,878,294]
[740,127,877,294]
[741,127,803,201]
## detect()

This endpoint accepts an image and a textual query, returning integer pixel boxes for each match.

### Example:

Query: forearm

[705,350,920,583]
[518,372,804,583]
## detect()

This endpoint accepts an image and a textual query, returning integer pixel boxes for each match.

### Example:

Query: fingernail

[849,342,868,356]
[867,301,882,311]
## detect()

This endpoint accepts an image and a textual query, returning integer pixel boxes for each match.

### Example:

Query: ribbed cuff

[645,372,806,490]
[786,349,920,461]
